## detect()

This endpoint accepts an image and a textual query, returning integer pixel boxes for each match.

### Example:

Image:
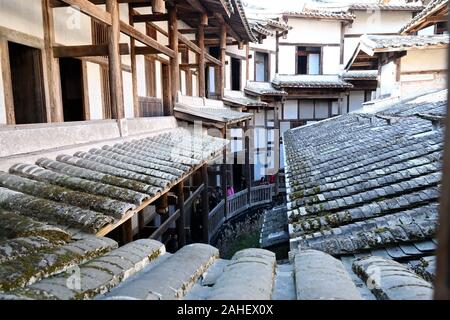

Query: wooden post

[106,0,125,119]
[246,42,250,82]
[219,24,227,98]
[0,38,14,124]
[152,0,165,14]
[176,181,186,248]
[42,0,63,123]
[182,48,192,96]
[274,103,281,195]
[201,164,210,243]
[129,5,139,117]
[156,193,169,242]
[121,218,133,244]
[197,19,206,97]
[168,5,179,110]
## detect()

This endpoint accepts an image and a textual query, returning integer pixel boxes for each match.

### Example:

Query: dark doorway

[8,42,46,124]
[231,58,241,91]
[59,58,85,122]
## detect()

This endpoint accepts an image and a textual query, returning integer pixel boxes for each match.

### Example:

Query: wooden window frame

[296,46,322,75]
[253,50,270,82]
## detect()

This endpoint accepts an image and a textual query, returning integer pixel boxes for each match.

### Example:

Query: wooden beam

[132,13,169,23]
[168,5,179,111]
[42,0,64,123]
[198,22,206,97]
[181,47,192,96]
[246,42,250,81]
[106,0,125,119]
[0,38,15,124]
[81,60,91,120]
[186,0,207,13]
[57,0,112,25]
[120,21,176,58]
[53,43,129,57]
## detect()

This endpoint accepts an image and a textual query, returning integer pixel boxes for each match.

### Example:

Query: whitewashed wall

[349,90,365,112]
[343,10,415,65]
[278,46,296,74]
[86,62,104,120]
[282,19,341,44]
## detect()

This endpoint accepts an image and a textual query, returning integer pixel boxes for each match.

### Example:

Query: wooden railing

[208,184,275,242]
[138,96,164,117]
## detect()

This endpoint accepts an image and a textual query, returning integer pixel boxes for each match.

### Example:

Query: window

[296,46,321,75]
[255,51,269,82]
[231,58,241,91]
[8,42,47,124]
[436,21,447,34]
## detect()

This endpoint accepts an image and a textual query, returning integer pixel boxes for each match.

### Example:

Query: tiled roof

[361,34,449,53]
[223,90,268,108]
[260,206,289,248]
[244,81,288,96]
[283,90,446,268]
[342,70,378,80]
[272,74,353,89]
[249,18,291,38]
[348,2,425,11]
[229,0,258,42]
[174,104,253,124]
[0,128,226,236]
[400,0,448,34]
[283,10,355,21]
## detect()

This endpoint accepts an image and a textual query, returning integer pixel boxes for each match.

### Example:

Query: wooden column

[168,5,179,110]
[201,164,210,243]
[218,24,227,98]
[129,5,139,117]
[182,48,192,96]
[246,42,250,82]
[156,193,169,242]
[274,103,281,195]
[176,181,186,248]
[42,0,63,123]
[197,19,206,97]
[0,38,14,124]
[106,0,125,119]
[121,218,133,244]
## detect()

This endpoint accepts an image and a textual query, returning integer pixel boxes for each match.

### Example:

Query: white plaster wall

[284,100,298,119]
[282,19,341,44]
[248,53,255,81]
[346,11,414,35]
[0,0,44,39]
[136,55,147,97]
[180,70,186,95]
[123,71,134,118]
[323,46,341,74]
[53,6,93,46]
[86,62,104,120]
[0,55,6,125]
[155,61,162,99]
[380,61,398,97]
[343,37,361,67]
[278,46,296,74]
[349,91,365,113]
[401,49,447,73]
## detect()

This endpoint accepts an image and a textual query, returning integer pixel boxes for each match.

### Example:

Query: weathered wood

[181,48,192,96]
[219,24,227,98]
[121,217,133,244]
[106,0,125,120]
[132,13,168,23]
[246,42,250,81]
[53,43,129,58]
[176,181,186,248]
[151,0,165,14]
[129,4,139,118]
[81,60,91,120]
[201,165,209,243]
[198,22,206,97]
[0,38,14,124]
[42,0,64,123]
[244,119,251,204]
[168,5,179,110]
